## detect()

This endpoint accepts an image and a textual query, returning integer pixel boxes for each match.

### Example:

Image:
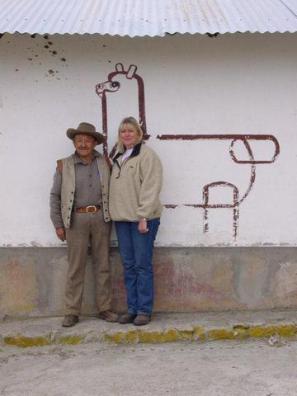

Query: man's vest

[57,154,111,228]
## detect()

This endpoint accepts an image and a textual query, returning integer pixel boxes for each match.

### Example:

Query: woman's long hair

[117,116,144,152]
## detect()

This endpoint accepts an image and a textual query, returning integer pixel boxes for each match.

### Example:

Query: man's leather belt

[76,205,101,213]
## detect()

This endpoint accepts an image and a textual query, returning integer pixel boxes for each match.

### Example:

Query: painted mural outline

[95,63,148,160]
[95,63,280,239]
[158,134,280,238]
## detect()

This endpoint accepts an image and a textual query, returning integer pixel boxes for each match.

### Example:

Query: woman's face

[119,123,139,149]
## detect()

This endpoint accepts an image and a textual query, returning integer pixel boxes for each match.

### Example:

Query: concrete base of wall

[1,247,297,317]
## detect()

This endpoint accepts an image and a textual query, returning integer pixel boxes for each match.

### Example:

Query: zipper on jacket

[114,156,131,179]
[112,142,143,179]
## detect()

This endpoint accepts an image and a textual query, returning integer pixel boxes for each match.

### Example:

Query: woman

[109,116,163,326]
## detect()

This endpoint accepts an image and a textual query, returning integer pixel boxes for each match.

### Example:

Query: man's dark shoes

[98,310,118,323]
[62,314,79,327]
[133,314,151,326]
[118,313,137,324]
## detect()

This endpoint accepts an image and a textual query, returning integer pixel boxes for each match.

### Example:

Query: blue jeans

[115,219,160,315]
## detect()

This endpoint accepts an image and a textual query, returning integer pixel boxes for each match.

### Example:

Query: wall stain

[23,34,68,74]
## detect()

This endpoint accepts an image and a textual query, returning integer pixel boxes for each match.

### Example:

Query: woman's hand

[138,218,149,234]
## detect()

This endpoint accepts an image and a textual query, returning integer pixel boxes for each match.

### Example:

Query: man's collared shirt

[50,150,102,228]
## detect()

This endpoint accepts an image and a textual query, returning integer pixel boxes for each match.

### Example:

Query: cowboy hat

[66,122,105,145]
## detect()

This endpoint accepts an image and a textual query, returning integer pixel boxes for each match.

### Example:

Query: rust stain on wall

[0,260,37,314]
[155,261,224,303]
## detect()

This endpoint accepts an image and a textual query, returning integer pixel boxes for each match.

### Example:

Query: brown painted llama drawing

[96,63,280,239]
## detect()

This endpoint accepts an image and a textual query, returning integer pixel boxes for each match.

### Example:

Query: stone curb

[2,323,297,348]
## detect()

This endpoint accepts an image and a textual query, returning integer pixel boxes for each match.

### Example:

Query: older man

[50,122,118,327]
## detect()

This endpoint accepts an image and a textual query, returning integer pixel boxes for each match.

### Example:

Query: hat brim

[66,129,105,145]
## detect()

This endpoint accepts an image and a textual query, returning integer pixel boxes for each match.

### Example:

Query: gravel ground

[0,339,297,396]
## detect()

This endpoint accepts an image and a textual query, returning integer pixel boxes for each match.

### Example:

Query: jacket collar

[113,142,143,163]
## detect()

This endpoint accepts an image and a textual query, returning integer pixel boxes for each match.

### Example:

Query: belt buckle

[86,205,97,213]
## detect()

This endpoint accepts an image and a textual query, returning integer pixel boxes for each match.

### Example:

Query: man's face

[73,134,97,159]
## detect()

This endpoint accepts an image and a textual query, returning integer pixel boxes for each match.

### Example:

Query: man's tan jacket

[58,154,111,228]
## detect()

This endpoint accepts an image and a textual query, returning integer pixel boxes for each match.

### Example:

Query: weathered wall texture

[1,247,297,317]
[0,33,296,247]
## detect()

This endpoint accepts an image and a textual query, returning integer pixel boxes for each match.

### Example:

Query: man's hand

[56,227,66,241]
[138,218,149,234]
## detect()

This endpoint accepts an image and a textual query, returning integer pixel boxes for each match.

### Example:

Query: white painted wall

[0,33,296,246]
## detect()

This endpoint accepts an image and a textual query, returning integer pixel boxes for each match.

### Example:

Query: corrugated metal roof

[1,0,297,36]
